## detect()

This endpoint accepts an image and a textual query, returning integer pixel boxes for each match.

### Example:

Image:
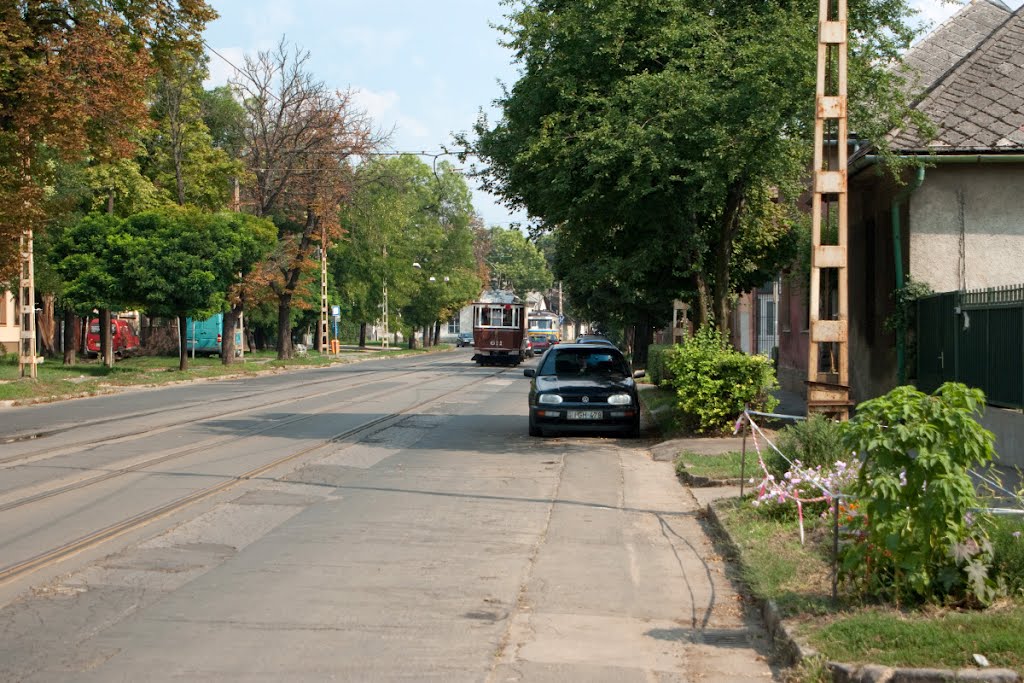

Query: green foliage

[469,0,919,332]
[991,515,1024,597]
[486,227,552,296]
[884,276,933,334]
[645,344,675,386]
[767,414,847,476]
[839,383,999,606]
[663,326,778,434]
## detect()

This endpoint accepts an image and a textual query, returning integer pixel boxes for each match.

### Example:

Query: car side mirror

[633,370,646,379]
[523,368,536,378]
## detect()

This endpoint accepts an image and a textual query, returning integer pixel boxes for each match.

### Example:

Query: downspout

[891,165,925,384]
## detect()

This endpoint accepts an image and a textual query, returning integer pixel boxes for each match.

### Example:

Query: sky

[202,1,1022,229]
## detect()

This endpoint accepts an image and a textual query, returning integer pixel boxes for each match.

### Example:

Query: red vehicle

[86,318,141,358]
[471,291,528,366]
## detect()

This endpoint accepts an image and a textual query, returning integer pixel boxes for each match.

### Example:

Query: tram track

[0,363,514,586]
[0,356,464,467]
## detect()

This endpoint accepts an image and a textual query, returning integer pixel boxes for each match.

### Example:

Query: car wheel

[529,414,543,437]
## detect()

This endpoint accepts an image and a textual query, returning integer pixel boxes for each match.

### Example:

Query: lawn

[0,345,435,404]
[675,450,751,482]
[712,498,1024,675]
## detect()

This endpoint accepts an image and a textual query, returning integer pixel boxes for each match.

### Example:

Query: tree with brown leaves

[232,39,385,359]
[0,1,217,280]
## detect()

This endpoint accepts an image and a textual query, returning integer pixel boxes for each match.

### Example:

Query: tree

[123,208,267,370]
[336,155,481,348]
[232,39,384,359]
[468,0,918,333]
[485,227,552,296]
[144,52,243,210]
[0,0,216,280]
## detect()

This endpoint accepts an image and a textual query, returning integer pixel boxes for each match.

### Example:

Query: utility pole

[807,0,853,419]
[18,228,37,379]
[319,222,329,353]
[381,243,389,349]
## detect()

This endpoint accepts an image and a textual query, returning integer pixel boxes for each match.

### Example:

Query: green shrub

[645,344,675,385]
[839,383,998,606]
[766,414,847,476]
[664,325,779,434]
[991,515,1024,597]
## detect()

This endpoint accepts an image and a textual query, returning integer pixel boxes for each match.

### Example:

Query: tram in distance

[471,290,529,366]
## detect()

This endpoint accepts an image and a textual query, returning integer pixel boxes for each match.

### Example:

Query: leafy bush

[839,383,998,606]
[991,515,1024,597]
[645,344,675,385]
[664,325,778,434]
[766,414,847,476]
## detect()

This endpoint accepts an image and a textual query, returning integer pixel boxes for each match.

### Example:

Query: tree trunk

[38,294,56,356]
[408,329,417,349]
[433,320,441,347]
[63,310,77,365]
[277,295,293,360]
[222,303,242,365]
[359,322,367,348]
[100,308,113,367]
[177,315,189,371]
[694,275,713,330]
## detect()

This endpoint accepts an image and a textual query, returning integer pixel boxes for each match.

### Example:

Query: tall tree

[232,39,384,359]
[484,227,552,296]
[336,155,481,348]
[469,0,919,333]
[0,0,216,279]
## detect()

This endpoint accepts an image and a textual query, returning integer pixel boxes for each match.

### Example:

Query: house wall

[909,164,1024,292]
[776,278,809,396]
[0,290,18,354]
[847,170,902,403]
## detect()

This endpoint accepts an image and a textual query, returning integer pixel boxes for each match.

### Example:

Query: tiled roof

[898,0,1011,97]
[891,3,1024,152]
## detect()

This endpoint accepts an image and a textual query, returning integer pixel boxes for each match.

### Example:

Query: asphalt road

[0,350,777,681]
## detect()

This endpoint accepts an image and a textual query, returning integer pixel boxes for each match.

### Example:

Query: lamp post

[381,243,389,349]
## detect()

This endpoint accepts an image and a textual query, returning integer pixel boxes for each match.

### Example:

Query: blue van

[185,314,242,357]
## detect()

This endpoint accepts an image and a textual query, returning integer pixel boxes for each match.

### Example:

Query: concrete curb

[701,501,1021,683]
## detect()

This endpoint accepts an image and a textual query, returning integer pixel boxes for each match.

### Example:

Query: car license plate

[567,410,602,420]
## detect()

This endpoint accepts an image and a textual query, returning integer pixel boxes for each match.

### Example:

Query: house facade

[0,290,19,355]
[778,0,1024,402]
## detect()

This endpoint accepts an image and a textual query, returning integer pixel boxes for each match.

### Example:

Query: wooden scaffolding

[807,0,853,419]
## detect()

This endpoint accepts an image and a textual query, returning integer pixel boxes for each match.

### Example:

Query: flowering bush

[752,456,860,543]
[839,383,999,606]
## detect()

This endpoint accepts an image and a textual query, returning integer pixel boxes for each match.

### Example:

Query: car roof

[551,343,622,353]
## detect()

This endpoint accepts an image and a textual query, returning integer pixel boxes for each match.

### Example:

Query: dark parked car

[575,334,616,347]
[456,332,473,347]
[524,344,645,438]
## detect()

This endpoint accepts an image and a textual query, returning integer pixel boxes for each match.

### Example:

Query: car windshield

[538,348,629,378]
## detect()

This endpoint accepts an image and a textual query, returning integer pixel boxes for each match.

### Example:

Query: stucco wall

[0,290,18,354]
[910,164,1024,292]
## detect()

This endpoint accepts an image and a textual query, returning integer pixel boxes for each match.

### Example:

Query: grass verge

[675,450,749,481]
[0,346,438,405]
[637,383,679,437]
[713,497,1024,674]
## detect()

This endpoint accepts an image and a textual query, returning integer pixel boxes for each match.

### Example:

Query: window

[447,317,460,334]
[0,291,6,326]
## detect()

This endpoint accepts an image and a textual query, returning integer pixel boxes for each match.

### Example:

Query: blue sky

[202,1,1016,229]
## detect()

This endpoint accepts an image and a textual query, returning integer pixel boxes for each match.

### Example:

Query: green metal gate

[917,286,1024,408]
[916,292,956,394]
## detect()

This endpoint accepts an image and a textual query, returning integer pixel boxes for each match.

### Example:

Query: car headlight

[539,394,563,405]
[607,393,632,406]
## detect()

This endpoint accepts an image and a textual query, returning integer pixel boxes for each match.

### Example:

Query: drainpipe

[891,165,925,385]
